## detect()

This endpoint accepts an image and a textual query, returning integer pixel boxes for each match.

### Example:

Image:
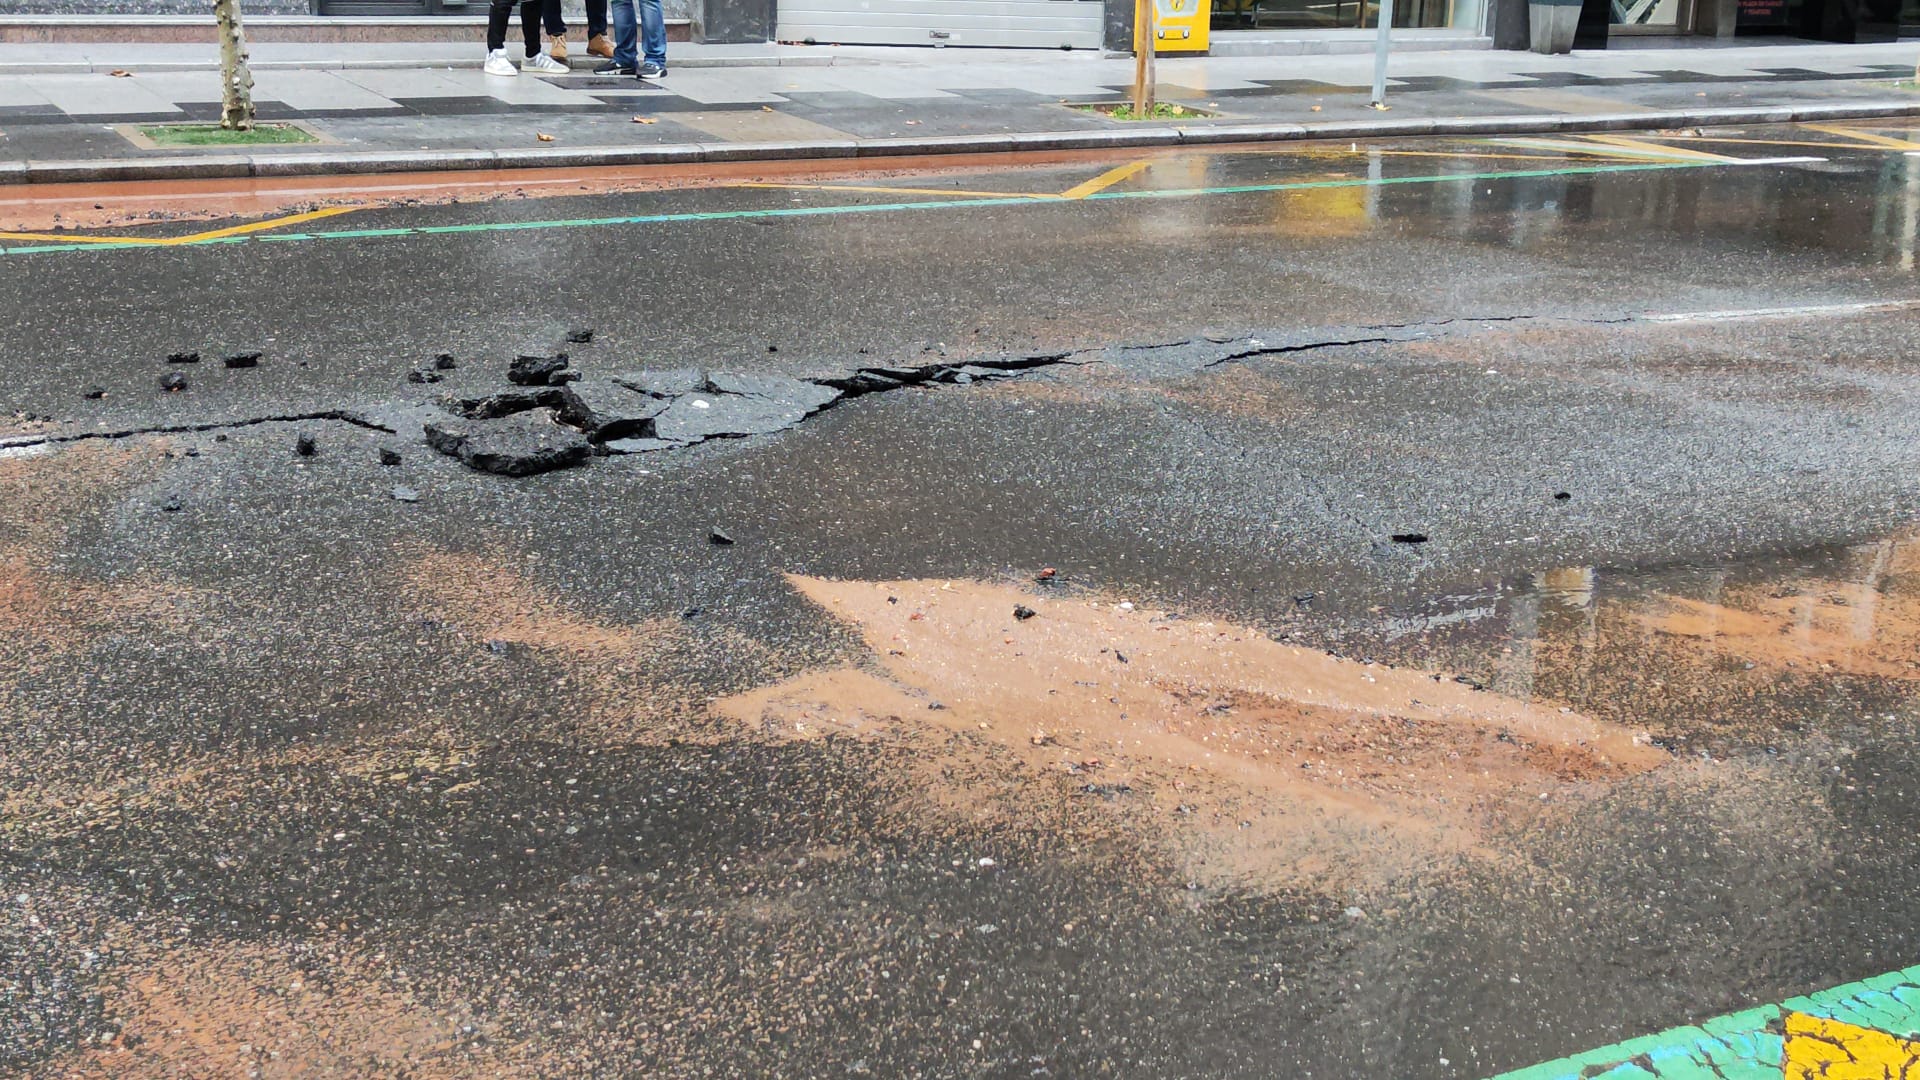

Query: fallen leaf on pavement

[109,69,132,77]
[904,119,920,125]
[631,116,657,124]
[536,132,555,142]
[761,105,774,112]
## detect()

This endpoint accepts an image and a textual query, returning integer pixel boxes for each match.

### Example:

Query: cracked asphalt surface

[6,132,1920,1078]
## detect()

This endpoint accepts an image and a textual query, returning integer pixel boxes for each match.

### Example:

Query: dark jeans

[487,0,542,55]
[541,0,607,36]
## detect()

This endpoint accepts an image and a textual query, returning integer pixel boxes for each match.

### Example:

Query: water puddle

[1333,530,1920,756]
[720,531,1920,892]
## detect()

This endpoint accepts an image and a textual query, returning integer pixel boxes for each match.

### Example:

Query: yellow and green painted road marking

[1491,964,1920,1080]
[0,159,1757,258]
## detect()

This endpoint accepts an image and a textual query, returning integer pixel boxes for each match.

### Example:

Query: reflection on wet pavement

[1343,530,1920,756]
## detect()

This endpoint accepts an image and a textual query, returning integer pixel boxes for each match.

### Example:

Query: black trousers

[486,0,542,54]
[541,0,608,37]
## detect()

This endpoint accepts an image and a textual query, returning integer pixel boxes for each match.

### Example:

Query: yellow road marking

[1331,148,1585,163]
[1491,136,1734,162]
[1799,121,1920,151]
[0,204,361,247]
[737,181,1057,199]
[161,205,362,242]
[746,158,1152,202]
[1060,159,1151,199]
[1640,134,1886,150]
[1782,1012,1920,1079]
[0,231,173,246]
[1576,133,1738,162]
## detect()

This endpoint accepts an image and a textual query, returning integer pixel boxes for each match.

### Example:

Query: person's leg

[520,0,542,56]
[487,0,513,51]
[542,0,565,36]
[638,0,666,68]
[586,0,608,38]
[609,0,639,67]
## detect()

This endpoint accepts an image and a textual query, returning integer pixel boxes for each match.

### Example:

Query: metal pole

[1369,0,1392,108]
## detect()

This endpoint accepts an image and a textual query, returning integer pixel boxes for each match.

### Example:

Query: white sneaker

[483,49,518,76]
[522,52,568,73]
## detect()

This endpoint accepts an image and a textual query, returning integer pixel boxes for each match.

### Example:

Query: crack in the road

[422,350,1107,474]
[0,410,397,451]
[0,303,1805,472]
[1201,336,1405,369]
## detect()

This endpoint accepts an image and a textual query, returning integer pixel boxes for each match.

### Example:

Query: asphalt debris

[434,353,459,370]
[159,373,188,393]
[1014,605,1037,621]
[709,526,735,546]
[165,351,199,364]
[295,433,317,457]
[391,484,421,503]
[424,409,592,477]
[223,352,262,369]
[379,448,403,466]
[566,328,595,344]
[81,386,105,400]
[1390,533,1430,545]
[509,354,571,387]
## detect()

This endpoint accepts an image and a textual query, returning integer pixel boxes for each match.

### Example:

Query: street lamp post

[1369,0,1392,108]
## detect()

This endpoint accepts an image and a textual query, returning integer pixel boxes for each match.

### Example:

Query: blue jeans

[610,0,666,67]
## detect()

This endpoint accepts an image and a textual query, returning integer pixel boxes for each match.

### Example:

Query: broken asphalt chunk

[159,373,188,392]
[81,386,105,400]
[613,369,708,400]
[166,351,199,365]
[380,449,403,466]
[652,374,841,443]
[508,354,569,387]
[434,353,458,371]
[295,433,317,457]
[223,352,261,369]
[709,527,735,546]
[600,437,679,455]
[553,379,671,443]
[424,409,591,477]
[566,328,594,344]
[442,388,564,420]
[1013,605,1037,621]
[391,485,420,503]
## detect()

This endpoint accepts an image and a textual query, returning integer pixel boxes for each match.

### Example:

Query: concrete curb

[6,100,1918,186]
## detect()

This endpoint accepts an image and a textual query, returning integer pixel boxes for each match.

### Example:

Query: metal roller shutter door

[776,0,1105,48]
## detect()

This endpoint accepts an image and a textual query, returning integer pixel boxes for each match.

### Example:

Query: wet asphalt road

[5,128,1920,1078]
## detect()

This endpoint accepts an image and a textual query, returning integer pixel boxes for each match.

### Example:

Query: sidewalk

[0,40,1915,183]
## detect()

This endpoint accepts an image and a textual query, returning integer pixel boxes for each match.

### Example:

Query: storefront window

[1210,0,1452,30]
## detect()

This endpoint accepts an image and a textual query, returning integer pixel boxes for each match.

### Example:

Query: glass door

[1610,0,1692,32]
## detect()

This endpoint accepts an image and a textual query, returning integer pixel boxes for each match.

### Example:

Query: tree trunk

[215,0,255,131]
[1131,0,1156,117]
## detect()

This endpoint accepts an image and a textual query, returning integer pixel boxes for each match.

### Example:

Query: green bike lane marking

[0,159,1727,258]
[1488,963,1920,1079]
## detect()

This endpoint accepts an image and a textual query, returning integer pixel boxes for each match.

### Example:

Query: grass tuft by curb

[1076,102,1209,121]
[136,123,319,147]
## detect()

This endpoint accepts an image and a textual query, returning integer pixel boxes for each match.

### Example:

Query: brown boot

[587,33,614,58]
[549,33,568,61]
